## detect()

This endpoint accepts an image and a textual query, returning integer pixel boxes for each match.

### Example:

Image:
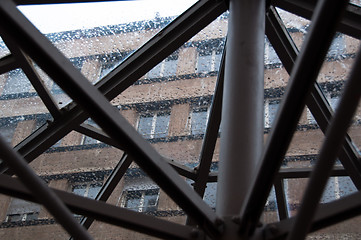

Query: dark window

[72,182,102,199]
[6,198,40,222]
[321,176,357,203]
[191,107,209,135]
[196,50,222,73]
[148,52,178,78]
[265,100,280,128]
[138,111,170,139]
[122,188,160,212]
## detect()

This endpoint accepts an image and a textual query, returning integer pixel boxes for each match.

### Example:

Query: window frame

[147,52,178,79]
[264,99,280,128]
[120,188,160,213]
[196,49,222,74]
[137,111,170,139]
[189,106,210,135]
[5,198,41,223]
[71,182,103,199]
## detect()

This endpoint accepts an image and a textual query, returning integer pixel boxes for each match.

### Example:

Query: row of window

[4,180,160,223]
[0,35,347,98]
[0,94,341,147]
[4,173,357,223]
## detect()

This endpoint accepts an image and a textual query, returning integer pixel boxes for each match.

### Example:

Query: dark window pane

[138,115,153,139]
[213,53,222,72]
[338,176,357,198]
[148,63,162,79]
[8,214,22,222]
[196,55,212,73]
[143,193,158,212]
[163,59,178,77]
[191,108,208,135]
[321,178,337,203]
[26,212,39,221]
[125,191,142,211]
[154,113,170,138]
[83,136,98,145]
[267,100,279,127]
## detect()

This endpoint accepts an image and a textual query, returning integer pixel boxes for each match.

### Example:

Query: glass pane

[125,191,142,211]
[191,107,209,135]
[153,112,170,138]
[138,115,153,139]
[143,189,159,212]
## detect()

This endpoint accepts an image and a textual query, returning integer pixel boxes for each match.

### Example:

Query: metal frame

[0,0,360,239]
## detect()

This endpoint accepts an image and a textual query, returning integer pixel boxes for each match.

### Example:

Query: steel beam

[75,123,124,150]
[186,42,225,227]
[0,174,204,240]
[0,1,222,236]
[217,0,265,219]
[193,46,224,198]
[254,191,361,240]
[241,0,348,234]
[274,0,361,39]
[274,177,289,220]
[266,6,361,190]
[0,54,18,75]
[286,41,361,240]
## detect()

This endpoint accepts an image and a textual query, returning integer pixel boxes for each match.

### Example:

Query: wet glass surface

[0,1,360,239]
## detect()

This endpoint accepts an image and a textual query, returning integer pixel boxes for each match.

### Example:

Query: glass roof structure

[0,0,361,239]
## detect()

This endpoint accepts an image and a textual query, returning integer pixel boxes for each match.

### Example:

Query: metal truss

[0,0,360,239]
